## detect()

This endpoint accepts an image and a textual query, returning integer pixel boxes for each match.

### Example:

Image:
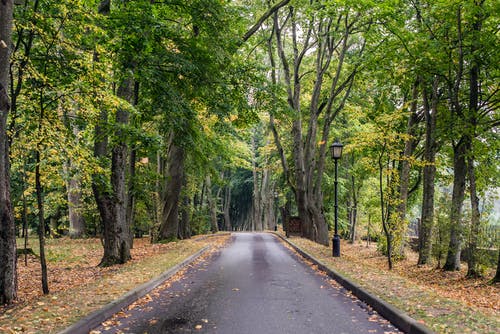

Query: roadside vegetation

[0,235,230,334]
[283,234,499,334]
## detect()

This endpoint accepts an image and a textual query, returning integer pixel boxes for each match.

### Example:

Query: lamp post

[330,141,343,257]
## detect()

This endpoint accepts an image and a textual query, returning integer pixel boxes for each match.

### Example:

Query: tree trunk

[466,23,481,277]
[61,105,86,238]
[418,78,438,265]
[158,142,185,240]
[443,138,468,271]
[223,184,231,231]
[251,134,262,231]
[379,152,393,270]
[394,81,420,257]
[206,175,219,233]
[271,7,359,247]
[126,82,139,246]
[22,168,29,266]
[466,155,481,277]
[96,75,134,266]
[0,0,16,306]
[66,165,85,238]
[349,174,358,244]
[443,4,468,272]
[494,250,500,283]
[92,0,132,266]
[35,150,49,294]
[127,147,136,247]
[261,167,275,230]
[179,181,191,239]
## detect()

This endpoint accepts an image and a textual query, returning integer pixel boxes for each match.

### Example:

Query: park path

[92,233,401,333]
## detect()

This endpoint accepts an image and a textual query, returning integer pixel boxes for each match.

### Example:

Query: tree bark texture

[158,142,185,240]
[418,78,438,265]
[443,138,468,271]
[0,0,16,305]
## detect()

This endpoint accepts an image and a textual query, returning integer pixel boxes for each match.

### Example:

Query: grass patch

[282,234,499,334]
[1,234,230,334]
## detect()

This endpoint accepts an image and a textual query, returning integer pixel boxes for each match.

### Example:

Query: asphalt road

[92,233,401,334]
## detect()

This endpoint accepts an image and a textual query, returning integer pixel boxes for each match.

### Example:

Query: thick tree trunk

[91,0,133,266]
[0,0,16,306]
[95,76,134,266]
[443,138,468,271]
[158,143,185,240]
[418,78,438,265]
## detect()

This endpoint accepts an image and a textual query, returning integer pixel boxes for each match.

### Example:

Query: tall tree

[418,77,439,265]
[0,0,16,305]
[267,1,368,245]
[92,0,142,266]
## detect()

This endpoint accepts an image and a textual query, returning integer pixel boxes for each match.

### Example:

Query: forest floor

[0,234,231,334]
[281,233,499,334]
[0,232,498,334]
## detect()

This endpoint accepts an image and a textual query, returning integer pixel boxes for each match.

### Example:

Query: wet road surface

[92,233,401,333]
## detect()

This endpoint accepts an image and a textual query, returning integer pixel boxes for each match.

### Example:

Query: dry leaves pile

[0,234,230,334]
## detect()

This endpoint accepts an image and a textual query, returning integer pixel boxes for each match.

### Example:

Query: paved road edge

[273,233,435,334]
[58,246,211,334]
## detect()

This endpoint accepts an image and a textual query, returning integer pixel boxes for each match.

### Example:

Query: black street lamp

[330,141,343,257]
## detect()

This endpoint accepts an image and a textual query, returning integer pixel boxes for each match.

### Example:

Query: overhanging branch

[242,0,290,42]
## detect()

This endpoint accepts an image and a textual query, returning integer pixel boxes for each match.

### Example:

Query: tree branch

[243,0,290,42]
